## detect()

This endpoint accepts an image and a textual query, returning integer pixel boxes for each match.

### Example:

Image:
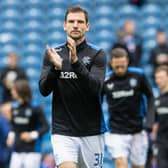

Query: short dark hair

[155,65,168,75]
[14,80,32,103]
[110,47,128,60]
[65,6,88,23]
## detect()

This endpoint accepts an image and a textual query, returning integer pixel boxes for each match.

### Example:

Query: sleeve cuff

[30,131,39,140]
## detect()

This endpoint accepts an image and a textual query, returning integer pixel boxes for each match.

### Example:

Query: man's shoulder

[54,42,66,50]
[128,67,144,76]
[86,42,103,53]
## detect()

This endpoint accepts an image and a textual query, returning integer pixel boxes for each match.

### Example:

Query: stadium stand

[0,0,167,167]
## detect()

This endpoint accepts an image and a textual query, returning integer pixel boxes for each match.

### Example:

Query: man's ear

[86,23,90,32]
[63,22,67,31]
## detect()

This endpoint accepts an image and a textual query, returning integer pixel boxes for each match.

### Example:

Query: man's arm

[141,73,155,131]
[39,52,61,97]
[72,49,106,94]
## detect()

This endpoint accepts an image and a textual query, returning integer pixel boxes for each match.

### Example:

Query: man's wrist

[54,59,62,70]
[71,57,78,64]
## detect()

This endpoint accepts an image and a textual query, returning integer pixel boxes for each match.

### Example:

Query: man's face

[64,12,89,40]
[157,32,167,44]
[111,57,129,77]
[155,70,168,91]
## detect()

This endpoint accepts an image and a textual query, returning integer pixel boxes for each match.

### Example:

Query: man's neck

[161,86,168,94]
[75,36,85,46]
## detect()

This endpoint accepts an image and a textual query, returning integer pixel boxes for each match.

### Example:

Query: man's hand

[46,45,62,70]
[67,37,78,64]
[20,132,33,143]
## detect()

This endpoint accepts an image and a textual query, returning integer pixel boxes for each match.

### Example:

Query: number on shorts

[94,153,103,167]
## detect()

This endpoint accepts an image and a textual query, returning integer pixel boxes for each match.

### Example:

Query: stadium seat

[22,32,44,46]
[141,28,157,41]
[0,33,20,46]
[141,4,162,18]
[118,5,139,20]
[23,0,47,10]
[47,8,66,21]
[143,39,156,52]
[23,8,45,22]
[47,0,70,9]
[1,9,21,23]
[0,0,21,10]
[141,16,161,29]
[93,17,116,32]
[0,44,19,57]
[0,21,21,35]
[21,55,41,69]
[95,6,115,19]
[23,20,45,34]
[22,44,44,58]
[47,20,63,33]
[47,31,65,47]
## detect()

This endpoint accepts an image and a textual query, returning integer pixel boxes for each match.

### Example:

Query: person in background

[7,80,49,168]
[149,30,168,71]
[0,53,28,103]
[41,153,55,168]
[103,48,154,168]
[0,103,12,168]
[151,65,168,168]
[113,20,142,66]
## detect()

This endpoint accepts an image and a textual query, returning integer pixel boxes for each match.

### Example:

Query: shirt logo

[112,89,134,99]
[82,56,91,66]
[155,100,160,106]
[25,108,32,117]
[129,78,137,87]
[106,83,114,90]
[60,71,78,79]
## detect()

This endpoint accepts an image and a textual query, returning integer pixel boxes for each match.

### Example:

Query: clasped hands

[46,36,78,70]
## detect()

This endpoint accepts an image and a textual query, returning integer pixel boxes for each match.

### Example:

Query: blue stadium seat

[0,21,20,34]
[47,20,63,33]
[23,32,44,46]
[141,4,162,18]
[143,40,156,52]
[1,9,21,22]
[22,44,44,58]
[96,41,112,52]
[47,31,65,47]
[0,0,21,10]
[141,16,161,29]
[21,55,41,69]
[23,20,45,34]
[118,5,139,20]
[71,0,93,14]
[47,0,70,9]
[93,18,116,32]
[95,30,115,42]
[0,44,19,57]
[23,1,47,10]
[47,8,66,21]
[141,28,157,41]
[0,33,20,46]
[23,8,45,22]
[95,6,115,19]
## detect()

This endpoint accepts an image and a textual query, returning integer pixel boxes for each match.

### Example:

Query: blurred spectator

[0,103,12,168]
[129,0,146,7]
[40,153,55,168]
[113,20,142,66]
[149,30,168,71]
[153,66,168,168]
[7,80,49,168]
[0,53,28,103]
